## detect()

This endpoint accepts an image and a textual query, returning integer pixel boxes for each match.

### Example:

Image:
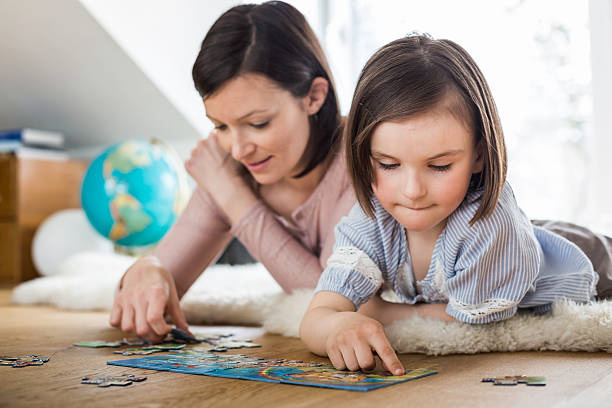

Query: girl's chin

[397,215,442,233]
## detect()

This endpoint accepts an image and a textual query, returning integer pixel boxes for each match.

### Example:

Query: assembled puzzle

[108,351,437,391]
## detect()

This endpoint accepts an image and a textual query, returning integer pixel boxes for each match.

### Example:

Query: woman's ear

[305,77,329,115]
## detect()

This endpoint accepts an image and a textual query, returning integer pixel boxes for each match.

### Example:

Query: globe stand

[113,243,154,257]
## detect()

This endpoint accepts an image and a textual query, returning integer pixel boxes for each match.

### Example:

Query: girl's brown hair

[346,34,507,224]
[192,1,341,178]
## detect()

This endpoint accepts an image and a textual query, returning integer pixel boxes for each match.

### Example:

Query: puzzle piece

[0,355,50,368]
[81,374,147,387]
[168,328,201,344]
[180,345,229,353]
[113,343,186,356]
[482,375,546,386]
[121,337,148,346]
[114,348,159,356]
[76,331,258,355]
[213,340,261,349]
[73,340,123,348]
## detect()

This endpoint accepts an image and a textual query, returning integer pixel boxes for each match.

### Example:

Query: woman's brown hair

[346,34,507,224]
[192,1,341,178]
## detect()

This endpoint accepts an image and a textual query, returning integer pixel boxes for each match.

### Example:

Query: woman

[109,1,356,342]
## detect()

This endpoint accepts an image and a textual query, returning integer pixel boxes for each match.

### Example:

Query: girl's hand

[109,256,192,344]
[325,312,405,375]
[185,132,250,207]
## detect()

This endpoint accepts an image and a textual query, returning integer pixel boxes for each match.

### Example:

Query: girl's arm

[358,296,457,325]
[300,291,405,375]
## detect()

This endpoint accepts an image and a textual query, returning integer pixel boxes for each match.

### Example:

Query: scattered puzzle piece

[76,331,259,354]
[0,355,50,368]
[482,376,546,386]
[113,344,186,356]
[81,374,147,387]
[73,340,123,348]
[214,340,261,349]
[114,348,158,356]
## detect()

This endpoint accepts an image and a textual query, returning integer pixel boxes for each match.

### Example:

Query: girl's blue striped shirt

[315,183,598,323]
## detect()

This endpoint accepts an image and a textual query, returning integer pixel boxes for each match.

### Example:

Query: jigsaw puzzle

[108,351,436,391]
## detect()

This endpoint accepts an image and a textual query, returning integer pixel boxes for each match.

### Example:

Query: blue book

[0,128,64,148]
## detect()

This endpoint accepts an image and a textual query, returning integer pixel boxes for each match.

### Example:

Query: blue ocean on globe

[81,139,188,247]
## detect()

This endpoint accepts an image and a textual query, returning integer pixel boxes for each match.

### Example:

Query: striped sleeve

[315,203,386,309]
[444,199,541,324]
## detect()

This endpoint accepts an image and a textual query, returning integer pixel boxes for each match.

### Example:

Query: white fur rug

[11,252,612,355]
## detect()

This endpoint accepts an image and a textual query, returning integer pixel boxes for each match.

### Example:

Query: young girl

[300,34,612,376]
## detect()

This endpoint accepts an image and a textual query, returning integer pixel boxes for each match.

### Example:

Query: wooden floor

[1,287,612,408]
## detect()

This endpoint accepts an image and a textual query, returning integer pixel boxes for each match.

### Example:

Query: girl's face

[370,108,483,235]
[204,73,314,185]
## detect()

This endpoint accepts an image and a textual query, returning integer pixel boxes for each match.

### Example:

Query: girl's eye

[376,162,399,171]
[430,164,451,172]
[214,124,228,131]
[251,121,269,129]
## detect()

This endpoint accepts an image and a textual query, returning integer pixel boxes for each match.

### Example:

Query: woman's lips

[246,156,272,172]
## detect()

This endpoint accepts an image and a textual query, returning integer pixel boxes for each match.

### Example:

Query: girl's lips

[404,204,433,211]
[246,156,272,171]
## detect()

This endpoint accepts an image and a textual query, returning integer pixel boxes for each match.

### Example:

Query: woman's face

[203,73,313,185]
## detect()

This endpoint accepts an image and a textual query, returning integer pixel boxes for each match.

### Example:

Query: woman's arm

[185,134,327,292]
[154,187,234,297]
[230,202,326,291]
[111,186,233,342]
[300,291,405,375]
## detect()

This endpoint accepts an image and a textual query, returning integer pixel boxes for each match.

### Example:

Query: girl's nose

[402,170,427,201]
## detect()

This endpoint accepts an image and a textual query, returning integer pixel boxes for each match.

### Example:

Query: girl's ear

[305,77,329,115]
[472,140,485,174]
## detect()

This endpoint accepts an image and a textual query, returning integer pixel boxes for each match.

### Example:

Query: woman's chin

[249,172,279,185]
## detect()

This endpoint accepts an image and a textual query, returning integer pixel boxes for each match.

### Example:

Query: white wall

[0,0,237,158]
[79,0,238,148]
[588,0,612,233]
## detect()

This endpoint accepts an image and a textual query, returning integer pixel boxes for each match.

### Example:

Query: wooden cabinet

[0,153,88,282]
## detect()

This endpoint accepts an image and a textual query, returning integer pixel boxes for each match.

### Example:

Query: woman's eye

[214,124,228,131]
[376,162,399,171]
[430,164,451,172]
[251,121,269,129]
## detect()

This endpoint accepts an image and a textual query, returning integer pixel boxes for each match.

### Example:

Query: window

[284,0,609,232]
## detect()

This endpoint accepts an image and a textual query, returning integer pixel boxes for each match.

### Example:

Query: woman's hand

[325,312,405,375]
[109,255,191,343]
[185,133,252,206]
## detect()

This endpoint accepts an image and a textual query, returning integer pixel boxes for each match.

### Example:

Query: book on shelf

[0,145,69,161]
[0,128,65,148]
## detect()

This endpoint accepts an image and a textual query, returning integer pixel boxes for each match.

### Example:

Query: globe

[81,139,188,248]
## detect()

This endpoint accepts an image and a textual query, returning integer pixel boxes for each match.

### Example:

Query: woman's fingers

[120,303,136,334]
[146,295,172,337]
[110,257,191,342]
[166,291,192,336]
[109,301,122,327]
